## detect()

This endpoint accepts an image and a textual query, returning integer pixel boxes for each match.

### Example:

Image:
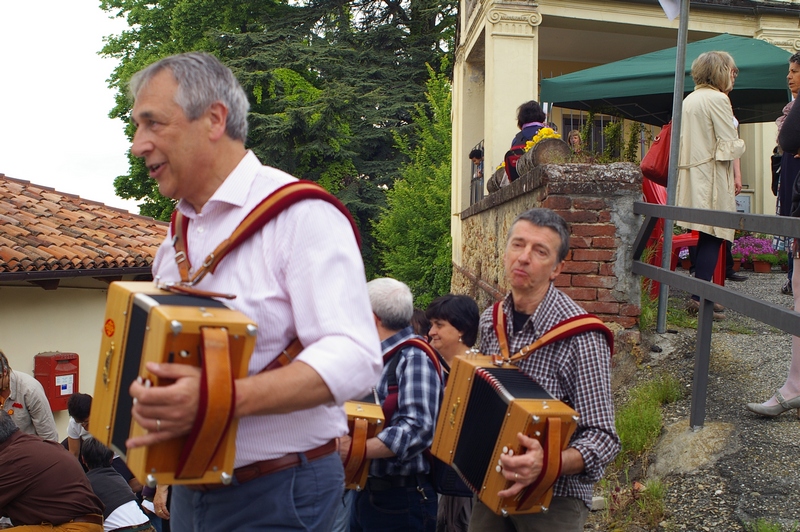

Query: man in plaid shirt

[346,277,443,531]
[470,208,620,532]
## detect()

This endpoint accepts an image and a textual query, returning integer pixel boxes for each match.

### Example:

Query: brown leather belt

[70,514,104,526]
[188,439,337,492]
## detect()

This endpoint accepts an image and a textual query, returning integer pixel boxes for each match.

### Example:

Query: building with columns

[451,0,800,266]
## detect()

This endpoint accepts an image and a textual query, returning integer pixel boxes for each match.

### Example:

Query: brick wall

[453,162,642,328]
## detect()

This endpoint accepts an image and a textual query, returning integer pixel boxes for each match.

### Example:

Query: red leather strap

[492,302,511,360]
[170,181,360,286]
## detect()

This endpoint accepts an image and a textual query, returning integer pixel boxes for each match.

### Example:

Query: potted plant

[750,252,780,273]
[731,253,743,272]
[732,234,775,271]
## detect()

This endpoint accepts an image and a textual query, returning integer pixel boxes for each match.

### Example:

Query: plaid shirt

[479,286,620,508]
[372,327,443,477]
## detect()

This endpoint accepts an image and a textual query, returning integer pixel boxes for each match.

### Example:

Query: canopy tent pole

[656,0,691,333]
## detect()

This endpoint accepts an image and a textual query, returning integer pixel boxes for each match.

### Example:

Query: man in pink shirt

[126,52,382,531]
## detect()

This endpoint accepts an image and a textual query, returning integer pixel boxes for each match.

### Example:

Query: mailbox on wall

[34,352,79,412]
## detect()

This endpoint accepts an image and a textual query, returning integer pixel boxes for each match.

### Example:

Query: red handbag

[640,121,672,187]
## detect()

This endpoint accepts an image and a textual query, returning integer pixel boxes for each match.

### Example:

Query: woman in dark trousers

[746,89,800,417]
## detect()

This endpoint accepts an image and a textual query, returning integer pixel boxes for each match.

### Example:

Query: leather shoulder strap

[509,314,614,363]
[492,301,511,360]
[170,180,361,285]
[383,338,443,383]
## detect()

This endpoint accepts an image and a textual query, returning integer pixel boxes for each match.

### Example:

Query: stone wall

[452,162,643,328]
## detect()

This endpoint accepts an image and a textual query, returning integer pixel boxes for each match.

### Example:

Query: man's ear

[549,260,565,281]
[207,101,229,141]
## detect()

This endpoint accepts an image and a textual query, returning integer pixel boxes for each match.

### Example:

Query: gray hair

[129,52,250,142]
[367,278,414,331]
[507,208,570,263]
[0,410,19,444]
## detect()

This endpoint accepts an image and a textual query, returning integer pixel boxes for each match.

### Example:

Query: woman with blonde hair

[675,51,745,319]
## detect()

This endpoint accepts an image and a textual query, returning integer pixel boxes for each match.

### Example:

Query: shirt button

[196,227,205,233]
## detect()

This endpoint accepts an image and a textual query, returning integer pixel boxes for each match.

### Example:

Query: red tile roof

[0,174,167,277]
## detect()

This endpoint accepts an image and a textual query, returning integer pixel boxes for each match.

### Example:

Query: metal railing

[632,202,800,428]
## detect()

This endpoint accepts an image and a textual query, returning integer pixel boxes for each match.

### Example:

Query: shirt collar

[504,283,557,335]
[380,326,417,355]
[176,150,262,218]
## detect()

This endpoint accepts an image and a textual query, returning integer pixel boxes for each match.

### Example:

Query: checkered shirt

[371,327,443,477]
[479,285,620,508]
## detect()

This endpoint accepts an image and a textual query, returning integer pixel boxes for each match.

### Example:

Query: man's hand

[154,484,170,520]
[127,362,201,448]
[497,432,544,499]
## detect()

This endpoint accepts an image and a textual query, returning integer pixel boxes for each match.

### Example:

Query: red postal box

[34,352,79,412]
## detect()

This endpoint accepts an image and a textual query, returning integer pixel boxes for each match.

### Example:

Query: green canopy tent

[540,34,791,126]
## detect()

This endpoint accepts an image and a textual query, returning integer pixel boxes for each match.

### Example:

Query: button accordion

[431,353,578,516]
[89,281,257,487]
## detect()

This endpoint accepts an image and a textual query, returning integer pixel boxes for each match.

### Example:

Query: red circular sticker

[104,319,115,337]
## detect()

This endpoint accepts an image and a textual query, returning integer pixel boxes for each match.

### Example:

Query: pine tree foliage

[374,65,452,308]
[98,0,456,275]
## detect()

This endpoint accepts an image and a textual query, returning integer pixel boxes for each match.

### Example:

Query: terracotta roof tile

[0,174,167,275]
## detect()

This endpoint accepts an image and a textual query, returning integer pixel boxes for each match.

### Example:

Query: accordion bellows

[432,353,578,516]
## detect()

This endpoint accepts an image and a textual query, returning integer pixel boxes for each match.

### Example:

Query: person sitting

[0,409,104,529]
[67,392,93,459]
[80,438,154,532]
[0,349,58,441]
[510,100,546,147]
[63,392,143,495]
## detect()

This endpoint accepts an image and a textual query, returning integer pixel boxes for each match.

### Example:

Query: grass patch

[746,519,799,532]
[597,374,683,530]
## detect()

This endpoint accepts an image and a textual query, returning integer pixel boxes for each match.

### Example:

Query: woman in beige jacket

[675,51,746,318]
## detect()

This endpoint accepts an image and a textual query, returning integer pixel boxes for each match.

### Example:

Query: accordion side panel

[484,399,578,515]
[126,303,256,486]
[344,401,385,491]
[431,354,481,466]
[90,282,163,449]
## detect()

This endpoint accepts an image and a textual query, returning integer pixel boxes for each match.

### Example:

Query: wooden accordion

[89,281,257,487]
[343,400,384,491]
[431,353,578,516]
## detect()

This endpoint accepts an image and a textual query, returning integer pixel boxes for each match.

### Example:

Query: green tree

[374,65,452,308]
[99,0,456,275]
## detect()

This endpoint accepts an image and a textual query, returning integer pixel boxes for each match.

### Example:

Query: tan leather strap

[516,417,562,511]
[170,181,360,286]
[508,315,613,363]
[175,327,236,479]
[343,418,368,485]
[261,338,303,373]
[491,305,614,364]
[492,302,511,360]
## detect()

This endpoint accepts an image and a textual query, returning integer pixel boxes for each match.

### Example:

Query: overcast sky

[0,1,139,212]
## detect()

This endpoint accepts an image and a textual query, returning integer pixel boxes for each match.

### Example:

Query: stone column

[484,4,542,173]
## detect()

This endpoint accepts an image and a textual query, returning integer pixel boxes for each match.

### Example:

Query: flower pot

[732,261,741,272]
[752,260,772,273]
[743,261,754,271]
[681,259,692,270]
[782,264,789,272]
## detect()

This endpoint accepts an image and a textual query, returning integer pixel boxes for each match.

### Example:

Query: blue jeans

[169,453,343,531]
[350,479,437,532]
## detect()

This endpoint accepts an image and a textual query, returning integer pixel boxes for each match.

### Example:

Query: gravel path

[592,268,800,531]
